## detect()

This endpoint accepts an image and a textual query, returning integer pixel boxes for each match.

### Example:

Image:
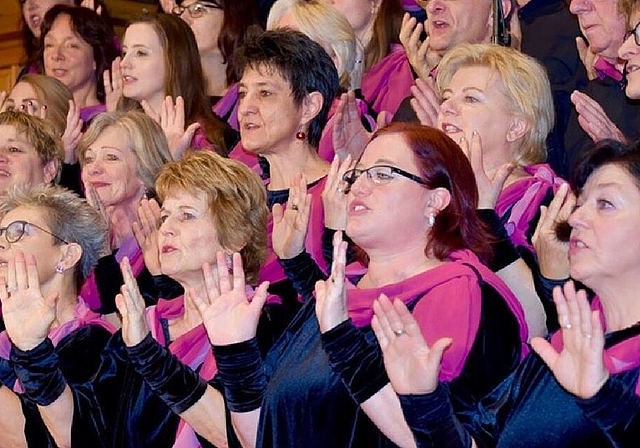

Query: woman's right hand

[132,198,162,276]
[115,257,150,347]
[0,252,57,351]
[104,57,123,112]
[532,183,574,280]
[61,100,83,164]
[272,174,311,260]
[192,252,269,345]
[371,294,452,395]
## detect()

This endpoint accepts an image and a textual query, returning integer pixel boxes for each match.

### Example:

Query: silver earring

[55,265,65,274]
[428,213,435,228]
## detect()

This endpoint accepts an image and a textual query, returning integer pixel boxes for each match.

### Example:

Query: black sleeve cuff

[213,338,266,413]
[477,209,520,271]
[320,319,389,403]
[398,384,472,448]
[126,332,207,414]
[11,338,66,406]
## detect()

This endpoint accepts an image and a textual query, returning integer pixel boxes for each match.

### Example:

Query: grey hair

[0,184,109,287]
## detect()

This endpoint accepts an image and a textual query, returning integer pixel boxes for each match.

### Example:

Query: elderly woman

[227,29,339,303]
[168,123,529,447]
[39,5,118,124]
[1,151,290,447]
[78,111,173,312]
[0,184,112,447]
[108,13,229,156]
[433,43,563,337]
[375,138,640,447]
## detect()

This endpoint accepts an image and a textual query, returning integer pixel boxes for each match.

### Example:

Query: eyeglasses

[624,21,640,46]
[0,220,69,245]
[172,1,222,18]
[342,165,427,192]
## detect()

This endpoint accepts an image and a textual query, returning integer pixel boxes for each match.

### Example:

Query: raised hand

[104,57,123,112]
[371,294,452,395]
[532,183,575,280]
[80,0,103,15]
[158,0,177,13]
[531,281,609,399]
[314,231,348,333]
[333,91,371,161]
[143,96,200,160]
[0,252,58,351]
[321,155,352,231]
[0,91,7,111]
[132,198,162,276]
[458,132,514,209]
[399,13,440,82]
[571,91,626,143]
[115,257,149,347]
[61,100,83,164]
[410,77,440,127]
[191,252,269,345]
[272,173,312,260]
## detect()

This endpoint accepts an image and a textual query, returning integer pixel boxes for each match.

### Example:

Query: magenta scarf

[495,164,565,252]
[212,83,240,131]
[344,249,528,381]
[361,44,414,116]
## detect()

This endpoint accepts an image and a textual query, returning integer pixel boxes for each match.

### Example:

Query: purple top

[495,164,565,252]
[361,44,414,116]
[345,249,529,381]
[212,83,240,131]
[80,103,106,125]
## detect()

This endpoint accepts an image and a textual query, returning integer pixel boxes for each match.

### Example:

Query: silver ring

[393,328,405,337]
[564,323,572,330]
[584,333,592,339]
[291,204,299,211]
[6,286,17,293]
[337,187,343,194]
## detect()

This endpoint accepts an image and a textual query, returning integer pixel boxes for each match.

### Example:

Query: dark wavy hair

[37,4,118,103]
[570,139,640,194]
[235,28,340,148]
[370,123,493,264]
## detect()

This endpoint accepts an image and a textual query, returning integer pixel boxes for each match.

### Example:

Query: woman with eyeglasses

[106,13,230,157]
[0,184,113,447]
[371,138,640,448]
[155,122,528,447]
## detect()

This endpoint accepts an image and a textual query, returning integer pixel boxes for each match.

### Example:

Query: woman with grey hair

[0,184,115,447]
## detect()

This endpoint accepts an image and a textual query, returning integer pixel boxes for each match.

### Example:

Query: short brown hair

[155,151,268,285]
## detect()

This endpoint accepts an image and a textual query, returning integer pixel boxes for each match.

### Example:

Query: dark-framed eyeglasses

[342,165,427,193]
[624,21,640,46]
[0,220,69,245]
[171,0,222,18]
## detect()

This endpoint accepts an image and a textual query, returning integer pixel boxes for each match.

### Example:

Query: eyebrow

[442,86,485,95]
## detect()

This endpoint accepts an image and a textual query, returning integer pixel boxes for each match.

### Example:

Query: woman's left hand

[61,100,83,164]
[531,281,609,399]
[132,198,162,276]
[458,131,514,209]
[115,257,149,347]
[315,231,348,333]
[142,96,200,160]
[0,252,57,351]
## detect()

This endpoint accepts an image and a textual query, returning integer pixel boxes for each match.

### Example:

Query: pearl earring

[428,213,435,228]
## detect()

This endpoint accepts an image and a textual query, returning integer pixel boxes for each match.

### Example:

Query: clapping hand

[321,155,352,231]
[115,257,149,347]
[314,231,349,333]
[61,100,83,164]
[458,132,514,209]
[371,294,452,395]
[142,96,200,160]
[531,281,609,399]
[272,174,311,260]
[191,252,269,345]
[0,252,58,351]
[571,91,626,143]
[410,77,440,128]
[132,198,162,276]
[104,57,123,112]
[399,13,440,82]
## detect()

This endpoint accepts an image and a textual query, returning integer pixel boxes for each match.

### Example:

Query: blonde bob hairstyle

[10,75,73,137]
[155,151,268,286]
[267,0,361,90]
[78,111,172,196]
[0,111,64,182]
[436,43,554,166]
